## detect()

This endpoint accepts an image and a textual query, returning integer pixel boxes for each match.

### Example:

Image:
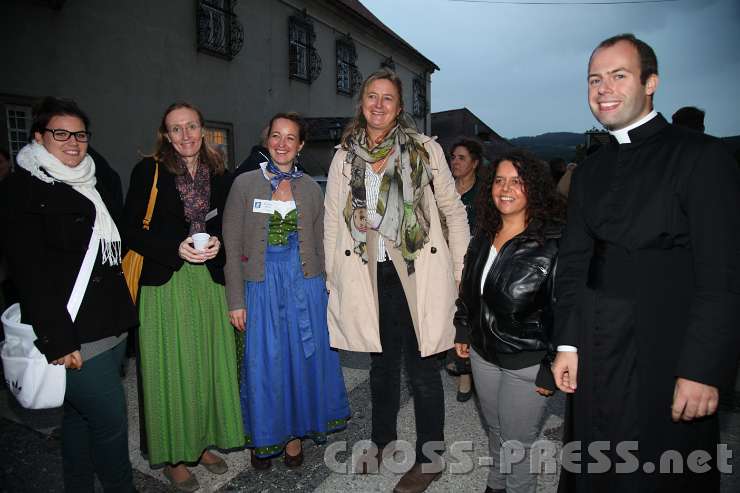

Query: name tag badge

[253,198,276,214]
[205,208,218,221]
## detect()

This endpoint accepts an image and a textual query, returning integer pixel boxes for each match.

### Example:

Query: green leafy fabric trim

[245,417,349,457]
[267,208,298,245]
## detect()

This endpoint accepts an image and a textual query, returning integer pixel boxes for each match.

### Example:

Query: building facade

[0,0,437,185]
[432,107,511,163]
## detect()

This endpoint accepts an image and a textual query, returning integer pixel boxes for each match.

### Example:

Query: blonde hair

[340,68,416,148]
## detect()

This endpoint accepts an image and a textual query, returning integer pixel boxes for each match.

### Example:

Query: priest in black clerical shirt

[552,33,740,493]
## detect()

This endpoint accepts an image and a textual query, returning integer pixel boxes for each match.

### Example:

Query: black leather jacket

[454,220,562,366]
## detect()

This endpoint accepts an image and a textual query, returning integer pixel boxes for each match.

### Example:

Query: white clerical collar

[609,110,658,144]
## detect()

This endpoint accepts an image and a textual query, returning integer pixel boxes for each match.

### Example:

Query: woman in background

[124,102,243,492]
[446,138,485,402]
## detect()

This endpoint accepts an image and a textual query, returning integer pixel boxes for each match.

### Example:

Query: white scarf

[15,142,122,266]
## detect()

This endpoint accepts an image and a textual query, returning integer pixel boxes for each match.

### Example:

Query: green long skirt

[139,263,244,465]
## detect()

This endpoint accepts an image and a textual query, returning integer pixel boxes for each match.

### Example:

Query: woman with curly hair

[454,149,565,493]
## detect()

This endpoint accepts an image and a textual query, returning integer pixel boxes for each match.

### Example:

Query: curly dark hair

[475,149,566,242]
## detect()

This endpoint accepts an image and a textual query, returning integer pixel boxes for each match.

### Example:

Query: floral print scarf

[343,125,432,274]
[175,159,211,235]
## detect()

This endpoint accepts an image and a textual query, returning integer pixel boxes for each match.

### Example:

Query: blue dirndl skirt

[240,232,350,457]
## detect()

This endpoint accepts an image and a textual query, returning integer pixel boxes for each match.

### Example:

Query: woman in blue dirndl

[223,112,350,469]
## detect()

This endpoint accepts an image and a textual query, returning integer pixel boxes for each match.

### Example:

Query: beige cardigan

[222,170,325,311]
[324,135,470,357]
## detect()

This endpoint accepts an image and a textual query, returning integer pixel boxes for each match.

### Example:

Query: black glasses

[44,128,92,142]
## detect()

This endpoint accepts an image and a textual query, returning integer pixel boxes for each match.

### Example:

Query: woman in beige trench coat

[323,68,470,493]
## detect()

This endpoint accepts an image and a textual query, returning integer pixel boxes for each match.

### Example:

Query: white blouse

[259,160,296,216]
[480,245,498,295]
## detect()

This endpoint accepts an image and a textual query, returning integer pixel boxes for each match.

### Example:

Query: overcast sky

[363,0,740,138]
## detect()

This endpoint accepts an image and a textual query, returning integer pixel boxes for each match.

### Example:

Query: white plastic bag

[1,303,66,409]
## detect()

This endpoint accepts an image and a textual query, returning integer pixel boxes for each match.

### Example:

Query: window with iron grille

[412,76,427,118]
[5,105,32,167]
[289,16,321,83]
[336,38,362,96]
[197,0,244,60]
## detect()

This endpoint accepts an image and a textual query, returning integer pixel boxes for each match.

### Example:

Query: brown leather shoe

[250,449,272,470]
[284,446,304,468]
[393,463,442,493]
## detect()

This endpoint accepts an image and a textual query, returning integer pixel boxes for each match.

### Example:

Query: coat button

[345,250,351,256]
[74,216,85,223]
[431,247,437,254]
[91,275,102,283]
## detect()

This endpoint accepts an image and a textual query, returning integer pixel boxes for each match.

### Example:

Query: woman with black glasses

[1,97,138,491]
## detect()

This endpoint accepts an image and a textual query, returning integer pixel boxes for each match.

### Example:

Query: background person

[446,138,485,402]
[671,106,705,132]
[0,148,17,317]
[0,147,10,181]
[455,149,564,493]
[548,157,567,184]
[1,97,137,491]
[555,162,577,198]
[324,68,470,493]
[124,102,243,492]
[223,112,349,470]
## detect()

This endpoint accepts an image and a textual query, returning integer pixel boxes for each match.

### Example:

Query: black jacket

[123,157,231,286]
[1,167,138,361]
[454,220,561,387]
[553,115,740,492]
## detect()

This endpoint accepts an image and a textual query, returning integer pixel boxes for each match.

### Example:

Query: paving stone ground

[1,354,738,492]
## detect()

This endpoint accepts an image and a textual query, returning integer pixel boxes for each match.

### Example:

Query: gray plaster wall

[1,0,434,190]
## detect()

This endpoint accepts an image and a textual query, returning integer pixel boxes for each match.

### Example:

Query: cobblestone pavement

[1,353,738,492]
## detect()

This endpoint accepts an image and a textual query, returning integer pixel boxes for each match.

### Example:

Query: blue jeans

[62,340,133,492]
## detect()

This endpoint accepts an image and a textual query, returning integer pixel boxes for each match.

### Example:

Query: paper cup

[192,233,210,251]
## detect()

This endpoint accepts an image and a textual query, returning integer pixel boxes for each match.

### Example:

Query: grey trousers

[470,348,548,493]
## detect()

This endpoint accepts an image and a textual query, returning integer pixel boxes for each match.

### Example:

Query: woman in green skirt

[124,102,243,492]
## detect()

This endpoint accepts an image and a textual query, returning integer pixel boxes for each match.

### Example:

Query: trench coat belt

[586,240,635,297]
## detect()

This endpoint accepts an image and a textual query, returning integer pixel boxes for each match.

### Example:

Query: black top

[554,113,740,389]
[123,157,231,286]
[455,220,561,390]
[459,178,480,230]
[1,167,138,361]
